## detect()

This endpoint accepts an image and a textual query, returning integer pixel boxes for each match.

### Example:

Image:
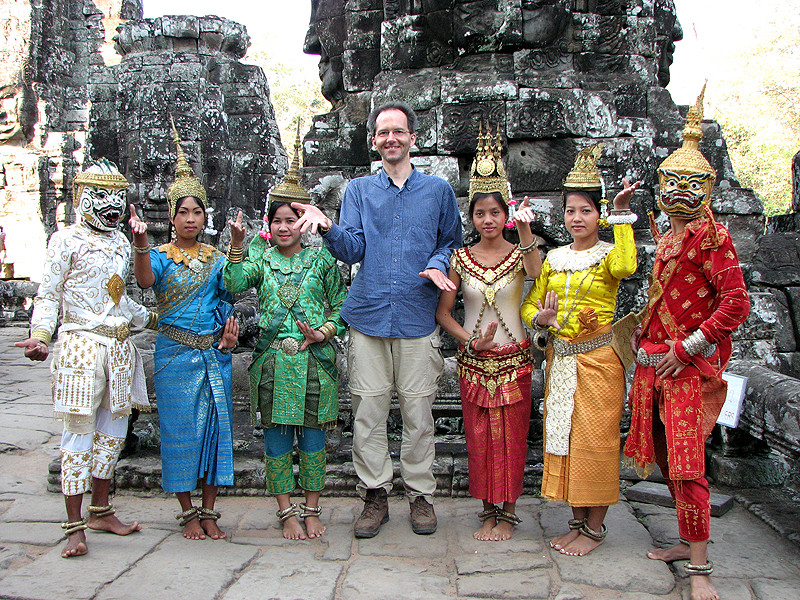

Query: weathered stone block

[454,52,515,74]
[714,213,764,265]
[344,9,382,50]
[381,13,454,70]
[371,69,442,111]
[453,0,524,53]
[438,101,505,154]
[304,125,370,167]
[441,72,518,103]
[343,48,380,92]
[751,233,800,288]
[711,186,764,215]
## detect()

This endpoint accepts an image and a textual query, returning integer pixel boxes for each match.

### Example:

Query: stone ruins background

[1,0,799,493]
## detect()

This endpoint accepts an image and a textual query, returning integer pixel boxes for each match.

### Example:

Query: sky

[144,0,799,109]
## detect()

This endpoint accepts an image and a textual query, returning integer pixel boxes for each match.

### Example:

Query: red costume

[624,88,750,544]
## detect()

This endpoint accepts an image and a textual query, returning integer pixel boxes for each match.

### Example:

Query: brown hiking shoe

[409,496,437,535]
[354,488,389,538]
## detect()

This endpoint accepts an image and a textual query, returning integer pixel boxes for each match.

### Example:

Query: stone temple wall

[299,0,800,485]
[0,1,286,285]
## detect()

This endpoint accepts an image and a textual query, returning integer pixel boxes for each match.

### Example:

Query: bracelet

[606,211,638,225]
[682,329,711,356]
[31,328,52,345]
[465,333,479,357]
[531,311,549,331]
[227,245,244,263]
[134,244,151,254]
[318,321,337,342]
[518,240,537,255]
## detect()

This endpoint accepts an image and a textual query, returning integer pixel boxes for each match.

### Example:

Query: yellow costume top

[521,224,637,339]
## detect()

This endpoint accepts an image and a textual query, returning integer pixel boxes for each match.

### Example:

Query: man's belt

[65,316,131,342]
[269,337,305,356]
[160,324,221,350]
[636,342,717,367]
[552,331,613,357]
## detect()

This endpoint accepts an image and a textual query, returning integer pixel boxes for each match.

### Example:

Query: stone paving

[2,326,800,600]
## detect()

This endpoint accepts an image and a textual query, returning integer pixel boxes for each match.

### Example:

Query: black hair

[367,101,418,136]
[267,200,301,224]
[169,196,206,240]
[562,189,602,214]
[469,192,508,220]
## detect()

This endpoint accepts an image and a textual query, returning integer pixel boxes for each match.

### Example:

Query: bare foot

[88,513,141,536]
[283,516,306,540]
[550,529,580,550]
[304,516,326,539]
[61,531,88,558]
[690,575,720,600]
[474,517,496,541]
[560,533,603,556]
[647,542,690,562]
[489,520,515,541]
[182,517,206,540]
[200,518,226,539]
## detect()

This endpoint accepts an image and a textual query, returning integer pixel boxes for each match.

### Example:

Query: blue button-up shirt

[322,167,462,338]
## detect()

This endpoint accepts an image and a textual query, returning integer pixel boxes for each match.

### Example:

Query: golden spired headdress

[468,122,511,205]
[563,143,605,192]
[166,116,207,218]
[268,124,311,206]
[658,84,715,180]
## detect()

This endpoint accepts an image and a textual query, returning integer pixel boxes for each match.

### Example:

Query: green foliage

[245,33,329,152]
[711,13,800,215]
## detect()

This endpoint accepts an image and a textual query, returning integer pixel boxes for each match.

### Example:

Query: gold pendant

[485,286,495,304]
[277,282,300,308]
[107,274,124,305]
[188,258,203,273]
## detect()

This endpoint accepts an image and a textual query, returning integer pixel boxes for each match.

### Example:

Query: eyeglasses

[374,129,410,139]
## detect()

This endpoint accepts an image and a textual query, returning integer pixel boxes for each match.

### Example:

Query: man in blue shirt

[294,101,462,538]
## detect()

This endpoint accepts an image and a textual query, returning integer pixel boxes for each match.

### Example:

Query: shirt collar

[377,164,419,190]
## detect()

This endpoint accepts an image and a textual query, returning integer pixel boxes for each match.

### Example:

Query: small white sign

[717,373,748,428]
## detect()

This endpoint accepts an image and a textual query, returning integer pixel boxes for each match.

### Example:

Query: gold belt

[160,324,220,350]
[552,331,613,357]
[65,316,131,341]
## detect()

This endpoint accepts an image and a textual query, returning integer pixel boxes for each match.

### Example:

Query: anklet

[684,561,714,576]
[568,517,587,530]
[578,522,607,542]
[61,518,88,537]
[495,508,521,526]
[299,504,322,519]
[87,504,116,518]
[276,503,299,522]
[478,506,498,522]
[198,507,221,521]
[176,507,199,526]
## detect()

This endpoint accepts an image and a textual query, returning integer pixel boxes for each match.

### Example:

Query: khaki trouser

[348,327,443,501]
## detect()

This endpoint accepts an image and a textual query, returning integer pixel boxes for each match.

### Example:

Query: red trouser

[652,401,711,542]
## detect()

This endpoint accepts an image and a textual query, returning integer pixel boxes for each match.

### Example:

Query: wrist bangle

[465,333,479,357]
[134,243,151,254]
[227,244,244,263]
[31,328,52,344]
[531,311,548,331]
[518,240,537,255]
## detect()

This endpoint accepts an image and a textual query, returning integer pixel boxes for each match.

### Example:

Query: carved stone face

[654,0,684,87]
[78,184,127,231]
[304,0,347,105]
[521,0,570,48]
[0,86,23,142]
[657,168,714,219]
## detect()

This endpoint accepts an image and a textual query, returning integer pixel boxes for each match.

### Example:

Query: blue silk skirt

[154,335,234,492]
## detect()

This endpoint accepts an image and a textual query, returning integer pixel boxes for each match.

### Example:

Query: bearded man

[16,159,157,558]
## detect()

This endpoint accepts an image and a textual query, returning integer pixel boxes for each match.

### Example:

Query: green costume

[223,238,347,493]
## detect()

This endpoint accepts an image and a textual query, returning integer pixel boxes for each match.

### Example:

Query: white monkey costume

[30,159,156,498]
